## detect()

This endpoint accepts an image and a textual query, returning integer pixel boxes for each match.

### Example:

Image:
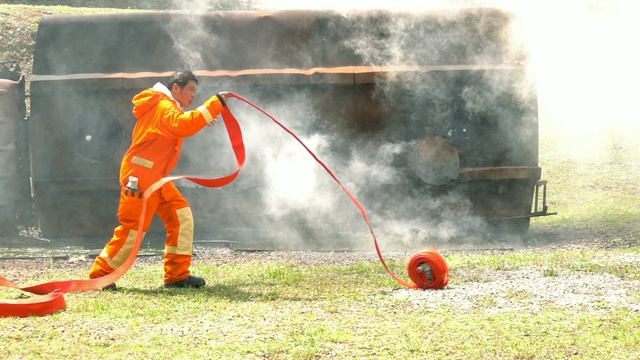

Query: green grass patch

[535,140,640,233]
[2,250,640,359]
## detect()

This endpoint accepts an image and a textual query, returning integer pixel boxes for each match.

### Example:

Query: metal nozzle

[126,176,139,190]
[417,263,433,282]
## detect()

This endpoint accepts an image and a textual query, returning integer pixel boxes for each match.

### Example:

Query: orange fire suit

[89,83,225,284]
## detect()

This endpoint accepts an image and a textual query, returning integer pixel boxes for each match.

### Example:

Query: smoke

[179,87,496,250]
[5,0,629,253]
[262,133,331,216]
[250,0,640,159]
[255,0,478,11]
[521,0,640,164]
[166,0,640,251]
[178,89,375,250]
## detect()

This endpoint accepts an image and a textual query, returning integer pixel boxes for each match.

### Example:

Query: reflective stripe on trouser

[155,184,194,284]
[89,182,195,284]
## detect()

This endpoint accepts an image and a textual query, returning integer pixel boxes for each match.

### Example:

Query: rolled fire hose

[0,93,448,317]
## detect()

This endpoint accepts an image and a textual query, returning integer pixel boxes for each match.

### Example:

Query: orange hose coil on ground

[407,249,449,289]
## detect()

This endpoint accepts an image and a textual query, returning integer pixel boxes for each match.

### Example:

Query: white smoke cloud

[252,0,640,163]
[262,133,332,216]
[255,0,471,11]
[521,0,640,163]
[165,0,640,250]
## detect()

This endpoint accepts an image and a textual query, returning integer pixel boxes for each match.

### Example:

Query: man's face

[171,80,197,108]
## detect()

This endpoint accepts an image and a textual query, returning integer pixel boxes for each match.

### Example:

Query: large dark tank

[24,9,553,248]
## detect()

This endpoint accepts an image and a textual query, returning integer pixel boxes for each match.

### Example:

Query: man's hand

[217,92,230,103]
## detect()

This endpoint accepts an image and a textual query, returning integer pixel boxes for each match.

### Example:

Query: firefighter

[89,71,228,289]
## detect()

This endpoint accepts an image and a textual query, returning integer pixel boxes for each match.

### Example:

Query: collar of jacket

[152,82,183,111]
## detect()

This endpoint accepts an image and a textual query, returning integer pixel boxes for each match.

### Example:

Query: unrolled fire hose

[0,93,448,318]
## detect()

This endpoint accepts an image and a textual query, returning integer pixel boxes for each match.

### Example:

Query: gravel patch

[395,266,640,313]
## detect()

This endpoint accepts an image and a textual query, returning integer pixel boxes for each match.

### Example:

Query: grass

[1,3,640,359]
[0,4,136,78]
[2,250,640,359]
[535,137,640,233]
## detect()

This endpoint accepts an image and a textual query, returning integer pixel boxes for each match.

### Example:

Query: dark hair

[166,71,198,89]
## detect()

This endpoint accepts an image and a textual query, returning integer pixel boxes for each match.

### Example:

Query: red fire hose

[0,93,448,317]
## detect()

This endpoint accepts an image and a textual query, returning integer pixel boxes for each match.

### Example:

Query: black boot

[102,283,117,291]
[164,275,206,288]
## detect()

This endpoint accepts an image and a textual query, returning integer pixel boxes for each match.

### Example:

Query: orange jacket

[120,83,225,190]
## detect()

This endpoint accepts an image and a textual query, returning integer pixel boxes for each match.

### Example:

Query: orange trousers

[89,182,195,284]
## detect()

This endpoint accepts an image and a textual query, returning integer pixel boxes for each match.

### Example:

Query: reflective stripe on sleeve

[197,104,215,124]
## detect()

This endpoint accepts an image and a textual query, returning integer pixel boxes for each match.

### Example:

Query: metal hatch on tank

[25,9,554,246]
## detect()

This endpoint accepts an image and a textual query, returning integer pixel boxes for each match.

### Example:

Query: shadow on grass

[115,283,310,303]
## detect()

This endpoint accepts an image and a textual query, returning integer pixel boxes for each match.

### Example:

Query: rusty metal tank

[29,9,552,245]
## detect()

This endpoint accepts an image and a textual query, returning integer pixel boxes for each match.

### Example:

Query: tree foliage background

[0,0,254,11]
